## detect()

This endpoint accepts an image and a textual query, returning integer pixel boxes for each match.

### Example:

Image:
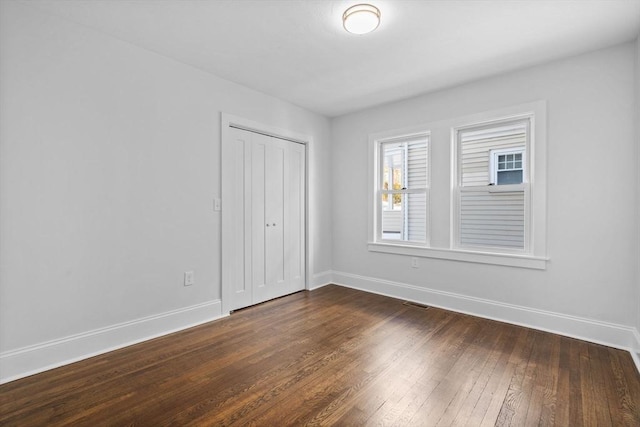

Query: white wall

[331,42,639,350]
[0,2,332,381]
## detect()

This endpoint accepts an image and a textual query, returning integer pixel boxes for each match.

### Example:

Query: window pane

[497,170,523,185]
[406,192,427,242]
[498,156,506,169]
[460,190,525,249]
[377,134,428,245]
[380,192,427,243]
[382,165,390,190]
[392,192,402,210]
[460,123,526,186]
[381,192,389,210]
[382,138,427,191]
[381,194,403,239]
[406,139,427,188]
[382,144,403,190]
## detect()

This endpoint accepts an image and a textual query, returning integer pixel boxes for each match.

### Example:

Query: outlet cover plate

[184,271,195,286]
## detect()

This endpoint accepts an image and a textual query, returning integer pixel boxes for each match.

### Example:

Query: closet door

[249,135,267,303]
[263,138,287,301]
[222,126,305,312]
[286,142,305,294]
[251,134,287,304]
[221,127,253,311]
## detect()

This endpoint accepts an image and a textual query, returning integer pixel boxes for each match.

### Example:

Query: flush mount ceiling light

[343,4,381,35]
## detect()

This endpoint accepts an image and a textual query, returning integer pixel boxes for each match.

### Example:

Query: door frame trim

[220,113,310,315]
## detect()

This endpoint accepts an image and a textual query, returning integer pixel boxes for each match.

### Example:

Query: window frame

[372,131,431,247]
[490,147,526,186]
[368,101,547,269]
[453,116,533,255]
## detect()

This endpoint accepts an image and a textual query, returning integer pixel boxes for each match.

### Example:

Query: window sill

[488,183,526,193]
[367,242,548,270]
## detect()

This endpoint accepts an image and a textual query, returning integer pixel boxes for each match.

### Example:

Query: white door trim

[221,113,310,315]
[223,114,309,145]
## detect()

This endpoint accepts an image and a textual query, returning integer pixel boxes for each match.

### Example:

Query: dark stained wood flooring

[1,285,639,426]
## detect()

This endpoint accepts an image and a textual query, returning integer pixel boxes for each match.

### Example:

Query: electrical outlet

[184,270,195,286]
[411,257,419,268]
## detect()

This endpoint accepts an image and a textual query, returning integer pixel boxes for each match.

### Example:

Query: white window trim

[489,147,526,186]
[367,242,547,269]
[367,101,547,270]
[488,183,527,193]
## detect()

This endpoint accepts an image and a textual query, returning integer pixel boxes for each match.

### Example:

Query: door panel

[288,145,305,292]
[251,138,266,299]
[265,141,285,301]
[223,128,252,311]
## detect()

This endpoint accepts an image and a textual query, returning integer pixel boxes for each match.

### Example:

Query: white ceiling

[22,0,640,117]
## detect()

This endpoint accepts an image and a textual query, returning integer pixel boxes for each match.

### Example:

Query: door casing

[220,113,310,314]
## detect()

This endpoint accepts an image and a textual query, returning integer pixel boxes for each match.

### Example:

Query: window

[454,119,530,252]
[490,148,525,185]
[368,101,547,269]
[375,134,429,244]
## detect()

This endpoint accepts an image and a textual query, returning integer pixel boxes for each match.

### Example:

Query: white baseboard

[308,270,333,290]
[332,270,640,371]
[632,328,640,373]
[0,299,224,384]
[632,351,640,374]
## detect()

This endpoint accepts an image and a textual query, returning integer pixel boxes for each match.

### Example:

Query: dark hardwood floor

[1,285,639,426]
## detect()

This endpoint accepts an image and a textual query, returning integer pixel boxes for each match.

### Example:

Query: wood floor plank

[407,318,500,425]
[326,308,457,426]
[607,347,640,426]
[1,285,639,426]
[238,306,425,426]
[352,311,475,426]
[493,328,538,426]
[538,333,561,425]
[448,322,516,425]
[523,329,558,426]
[553,336,572,426]
[477,326,532,426]
[578,339,609,426]
[300,311,447,423]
